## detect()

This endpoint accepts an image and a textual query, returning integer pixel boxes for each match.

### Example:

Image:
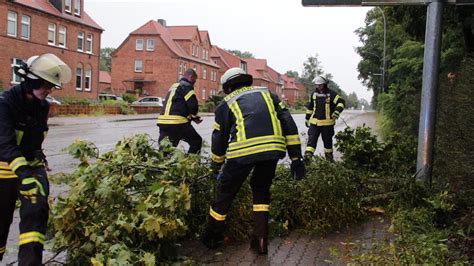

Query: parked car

[46,95,62,105]
[98,93,124,102]
[131,96,164,107]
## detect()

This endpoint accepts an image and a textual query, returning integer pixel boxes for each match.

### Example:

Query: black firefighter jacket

[305,88,345,126]
[157,78,198,125]
[0,85,49,178]
[211,86,302,165]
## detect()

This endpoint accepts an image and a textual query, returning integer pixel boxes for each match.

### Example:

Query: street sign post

[303,0,473,185]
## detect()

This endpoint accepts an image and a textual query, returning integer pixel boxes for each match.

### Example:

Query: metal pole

[376,7,386,93]
[416,0,443,185]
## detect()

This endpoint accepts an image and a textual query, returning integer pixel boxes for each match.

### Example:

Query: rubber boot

[251,212,268,255]
[201,216,225,249]
[325,152,334,162]
[303,151,313,165]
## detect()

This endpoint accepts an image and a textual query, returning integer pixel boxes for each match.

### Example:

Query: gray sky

[86,0,373,101]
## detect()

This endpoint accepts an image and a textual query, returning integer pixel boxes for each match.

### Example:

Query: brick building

[210,45,248,84]
[99,70,111,92]
[0,0,103,100]
[281,73,305,106]
[111,19,220,102]
[245,58,285,100]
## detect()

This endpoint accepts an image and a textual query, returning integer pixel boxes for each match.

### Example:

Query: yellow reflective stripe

[19,231,45,245]
[305,109,313,114]
[325,102,330,119]
[164,84,179,115]
[305,146,316,153]
[184,90,195,101]
[211,153,225,163]
[285,134,301,146]
[309,118,335,126]
[228,135,285,151]
[224,86,254,102]
[229,101,246,141]
[337,103,345,108]
[157,115,189,124]
[227,143,286,159]
[210,207,226,221]
[0,169,17,179]
[9,157,27,172]
[333,95,340,104]
[0,246,5,253]
[16,130,24,146]
[213,122,221,131]
[279,101,286,109]
[253,204,269,212]
[22,177,45,196]
[324,148,333,153]
[44,130,48,138]
[261,91,282,136]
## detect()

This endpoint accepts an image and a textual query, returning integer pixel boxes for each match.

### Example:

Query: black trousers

[0,167,49,265]
[158,123,202,154]
[306,124,335,157]
[209,159,278,238]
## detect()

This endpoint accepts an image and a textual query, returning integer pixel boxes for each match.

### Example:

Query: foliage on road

[51,132,368,264]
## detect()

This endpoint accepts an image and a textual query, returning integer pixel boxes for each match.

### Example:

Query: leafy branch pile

[51,132,369,264]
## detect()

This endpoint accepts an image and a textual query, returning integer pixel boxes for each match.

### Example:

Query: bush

[62,96,93,105]
[122,93,138,103]
[99,100,136,115]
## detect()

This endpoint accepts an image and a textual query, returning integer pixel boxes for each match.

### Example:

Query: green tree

[346,92,360,109]
[301,54,324,96]
[225,49,255,58]
[285,70,300,79]
[100,47,116,72]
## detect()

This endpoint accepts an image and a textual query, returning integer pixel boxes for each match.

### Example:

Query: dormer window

[65,0,71,13]
[74,0,80,16]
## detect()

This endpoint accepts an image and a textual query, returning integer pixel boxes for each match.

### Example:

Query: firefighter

[157,68,203,154]
[304,76,345,161]
[201,68,305,254]
[0,53,71,264]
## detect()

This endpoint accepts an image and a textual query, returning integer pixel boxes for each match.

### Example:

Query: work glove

[290,158,306,180]
[331,111,340,120]
[191,115,203,124]
[210,161,223,177]
[305,120,310,128]
[19,176,46,204]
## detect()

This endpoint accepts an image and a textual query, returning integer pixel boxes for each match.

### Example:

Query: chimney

[157,19,167,27]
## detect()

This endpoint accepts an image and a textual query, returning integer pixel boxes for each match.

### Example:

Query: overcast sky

[86,0,373,101]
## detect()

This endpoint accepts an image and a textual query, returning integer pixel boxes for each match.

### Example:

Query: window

[203,68,207,80]
[179,62,183,74]
[58,26,66,47]
[65,0,71,13]
[48,23,56,45]
[202,48,205,59]
[21,15,30,39]
[7,11,17,37]
[85,65,91,91]
[136,39,143,51]
[86,33,93,53]
[11,58,23,84]
[193,65,197,72]
[135,60,143,72]
[74,0,80,15]
[76,64,83,90]
[77,31,84,51]
[202,88,206,100]
[191,45,195,56]
[146,39,154,51]
[206,50,209,60]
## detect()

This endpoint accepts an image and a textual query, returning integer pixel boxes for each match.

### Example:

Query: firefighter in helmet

[304,76,345,161]
[0,53,71,264]
[202,67,305,254]
[157,68,203,154]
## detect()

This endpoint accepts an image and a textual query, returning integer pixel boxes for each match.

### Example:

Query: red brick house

[99,70,111,92]
[0,0,103,100]
[210,45,248,86]
[245,58,286,100]
[281,74,305,106]
[111,19,220,102]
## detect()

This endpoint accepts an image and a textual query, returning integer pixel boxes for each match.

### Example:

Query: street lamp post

[376,7,386,93]
[364,51,384,93]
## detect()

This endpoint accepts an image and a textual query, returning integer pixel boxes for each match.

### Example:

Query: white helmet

[25,53,72,87]
[220,67,253,93]
[313,76,328,85]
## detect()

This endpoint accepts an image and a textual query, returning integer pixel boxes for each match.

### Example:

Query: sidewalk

[178,214,392,265]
